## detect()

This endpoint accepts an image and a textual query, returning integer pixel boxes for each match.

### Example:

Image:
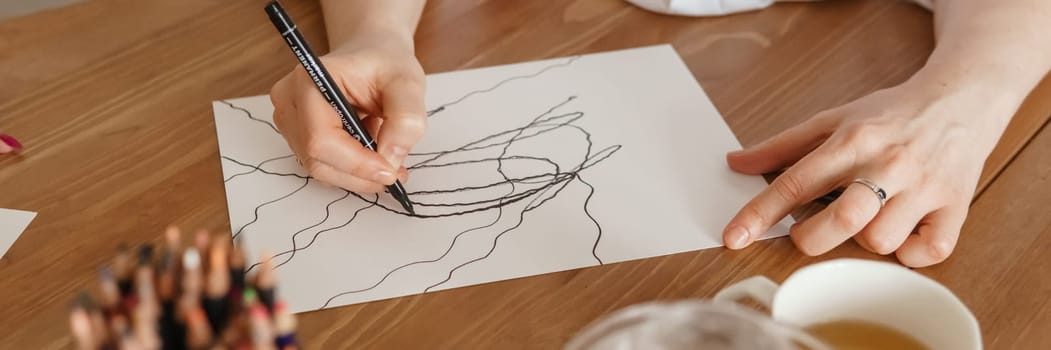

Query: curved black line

[247,193,377,273]
[224,154,296,182]
[425,56,580,117]
[272,195,376,269]
[346,186,525,218]
[408,173,558,196]
[410,97,579,168]
[407,111,584,157]
[412,155,560,171]
[232,177,310,240]
[243,190,351,272]
[409,185,550,208]
[220,100,280,134]
[577,174,603,265]
[221,156,309,179]
[318,204,505,309]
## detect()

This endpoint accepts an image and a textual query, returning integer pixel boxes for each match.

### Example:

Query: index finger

[723,145,856,249]
[297,91,397,185]
[376,76,427,170]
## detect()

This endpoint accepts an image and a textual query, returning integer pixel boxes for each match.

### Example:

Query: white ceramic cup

[713,259,981,350]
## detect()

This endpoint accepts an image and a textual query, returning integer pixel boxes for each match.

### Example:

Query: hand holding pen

[266,0,425,213]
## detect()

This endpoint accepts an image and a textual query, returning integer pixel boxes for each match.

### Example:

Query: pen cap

[264,1,294,33]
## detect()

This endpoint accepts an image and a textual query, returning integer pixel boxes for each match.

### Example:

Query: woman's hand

[722,0,1051,267]
[269,38,426,193]
[721,75,1017,267]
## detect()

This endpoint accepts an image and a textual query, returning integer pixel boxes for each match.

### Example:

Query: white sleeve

[625,0,775,16]
[625,0,931,17]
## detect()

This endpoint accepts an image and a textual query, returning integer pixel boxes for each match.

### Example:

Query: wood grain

[0,0,1048,348]
[920,123,1051,349]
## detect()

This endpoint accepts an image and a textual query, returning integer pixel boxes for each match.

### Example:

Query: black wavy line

[220,100,280,134]
[224,154,296,182]
[231,178,310,240]
[424,56,580,118]
[407,111,584,157]
[221,156,309,179]
[408,173,558,196]
[412,155,560,171]
[410,97,579,169]
[577,174,603,265]
[247,193,376,273]
[318,204,505,309]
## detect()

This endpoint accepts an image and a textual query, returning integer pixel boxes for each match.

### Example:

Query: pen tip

[389,182,415,216]
[403,201,415,216]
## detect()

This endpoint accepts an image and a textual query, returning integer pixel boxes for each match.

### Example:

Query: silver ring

[851,178,887,207]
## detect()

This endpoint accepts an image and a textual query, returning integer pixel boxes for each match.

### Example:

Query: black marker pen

[264,0,415,215]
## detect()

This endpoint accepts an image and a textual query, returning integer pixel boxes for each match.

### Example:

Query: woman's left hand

[721,76,1014,267]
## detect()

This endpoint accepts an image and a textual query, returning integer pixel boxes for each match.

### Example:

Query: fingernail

[372,170,395,185]
[0,134,23,151]
[726,226,750,249]
[381,146,408,169]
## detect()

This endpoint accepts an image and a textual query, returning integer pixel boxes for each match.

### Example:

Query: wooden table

[2,0,1049,348]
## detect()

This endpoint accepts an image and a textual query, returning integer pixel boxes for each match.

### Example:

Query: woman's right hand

[269,37,426,193]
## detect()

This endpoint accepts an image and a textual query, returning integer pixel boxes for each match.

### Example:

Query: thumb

[727,112,836,174]
[376,76,427,170]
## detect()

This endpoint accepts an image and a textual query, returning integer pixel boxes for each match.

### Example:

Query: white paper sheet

[0,208,37,259]
[213,45,790,313]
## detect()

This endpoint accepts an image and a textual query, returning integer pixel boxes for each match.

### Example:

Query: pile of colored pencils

[69,227,297,350]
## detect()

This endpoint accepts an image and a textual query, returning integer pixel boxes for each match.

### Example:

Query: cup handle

[713,276,780,310]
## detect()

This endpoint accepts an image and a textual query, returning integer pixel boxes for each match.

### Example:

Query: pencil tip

[73,291,95,311]
[138,244,155,266]
[99,266,113,280]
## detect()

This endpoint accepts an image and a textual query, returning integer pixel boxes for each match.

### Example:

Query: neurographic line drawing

[215,46,792,314]
[217,55,620,310]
